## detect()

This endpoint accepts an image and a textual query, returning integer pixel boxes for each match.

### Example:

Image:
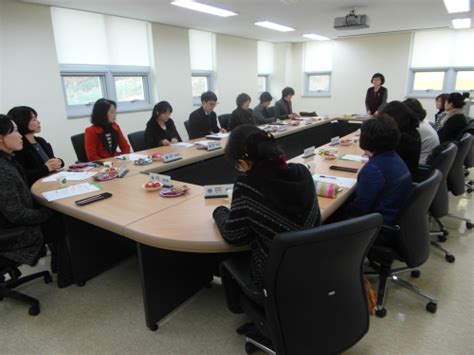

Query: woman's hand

[161,139,171,146]
[171,138,178,144]
[45,158,62,172]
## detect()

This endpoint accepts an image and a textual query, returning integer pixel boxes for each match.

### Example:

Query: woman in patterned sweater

[213,125,321,288]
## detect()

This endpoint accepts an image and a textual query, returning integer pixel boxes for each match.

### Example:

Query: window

[189,30,215,105]
[303,41,333,96]
[408,29,474,97]
[258,75,269,93]
[258,42,274,94]
[51,8,153,117]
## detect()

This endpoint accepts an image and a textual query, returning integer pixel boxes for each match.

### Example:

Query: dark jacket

[252,104,275,124]
[365,86,388,114]
[14,136,64,186]
[228,107,255,131]
[0,151,51,265]
[274,98,293,120]
[144,118,182,149]
[396,130,421,176]
[213,162,321,287]
[188,107,220,138]
[438,113,468,143]
[344,151,412,225]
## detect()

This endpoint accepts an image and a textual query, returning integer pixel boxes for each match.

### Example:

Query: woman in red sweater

[84,99,130,161]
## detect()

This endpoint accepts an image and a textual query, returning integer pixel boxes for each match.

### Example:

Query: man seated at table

[188,91,225,138]
[274,87,299,120]
[252,91,275,125]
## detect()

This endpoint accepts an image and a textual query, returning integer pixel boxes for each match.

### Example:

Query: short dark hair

[436,93,449,110]
[259,91,273,104]
[201,91,218,103]
[0,114,15,136]
[381,100,419,132]
[236,93,251,107]
[360,114,400,153]
[446,92,466,109]
[225,124,282,162]
[403,98,427,122]
[371,73,385,85]
[7,106,37,135]
[281,87,295,98]
[91,98,116,126]
[151,101,173,120]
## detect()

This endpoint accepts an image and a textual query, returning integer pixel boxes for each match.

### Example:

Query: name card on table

[329,136,340,146]
[149,173,172,187]
[204,184,234,199]
[302,146,316,158]
[162,152,182,163]
[277,125,287,132]
[206,141,221,151]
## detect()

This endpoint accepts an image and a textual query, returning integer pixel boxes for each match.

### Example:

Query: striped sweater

[213,162,321,287]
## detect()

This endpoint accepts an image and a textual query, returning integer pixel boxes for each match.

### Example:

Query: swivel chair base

[446,213,473,229]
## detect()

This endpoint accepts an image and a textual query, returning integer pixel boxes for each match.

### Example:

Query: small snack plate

[159,185,189,198]
[323,152,337,160]
[93,170,118,181]
[151,153,163,161]
[339,139,352,146]
[134,157,153,166]
[142,181,162,192]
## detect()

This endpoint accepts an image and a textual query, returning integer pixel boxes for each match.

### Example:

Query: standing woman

[84,99,130,161]
[438,92,468,143]
[7,106,64,186]
[144,101,182,149]
[365,73,388,116]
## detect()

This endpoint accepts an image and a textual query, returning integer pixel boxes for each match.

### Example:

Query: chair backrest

[267,106,275,118]
[396,169,442,267]
[127,131,146,152]
[462,119,474,168]
[218,114,231,131]
[447,133,473,195]
[428,143,458,218]
[70,133,88,162]
[183,120,200,140]
[263,213,383,355]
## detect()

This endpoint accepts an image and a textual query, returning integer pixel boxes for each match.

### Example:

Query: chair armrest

[380,224,400,232]
[221,256,264,304]
[0,227,26,248]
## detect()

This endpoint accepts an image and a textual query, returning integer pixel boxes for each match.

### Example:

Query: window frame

[454,68,474,93]
[60,64,153,118]
[257,74,270,94]
[303,71,332,97]
[191,70,214,106]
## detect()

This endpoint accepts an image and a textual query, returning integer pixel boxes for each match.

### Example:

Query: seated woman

[252,91,275,124]
[144,101,182,149]
[438,92,468,143]
[84,99,131,161]
[0,115,61,269]
[213,125,321,288]
[381,101,421,175]
[7,106,64,186]
[228,93,255,131]
[403,98,439,165]
[342,114,412,237]
[432,93,449,131]
[274,87,299,120]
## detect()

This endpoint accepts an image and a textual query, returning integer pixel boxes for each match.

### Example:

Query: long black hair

[91,98,116,127]
[381,100,419,132]
[151,101,173,120]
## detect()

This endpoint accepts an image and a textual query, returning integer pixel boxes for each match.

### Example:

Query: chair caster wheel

[29,304,40,316]
[466,222,472,230]
[44,273,53,284]
[411,270,421,278]
[375,308,387,318]
[467,188,473,193]
[147,323,159,331]
[445,254,455,263]
[237,322,254,335]
[437,235,447,242]
[0,296,4,301]
[77,281,86,287]
[245,342,259,353]
[442,230,449,237]
[426,302,437,313]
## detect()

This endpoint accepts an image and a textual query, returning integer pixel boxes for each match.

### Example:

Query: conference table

[32,116,366,331]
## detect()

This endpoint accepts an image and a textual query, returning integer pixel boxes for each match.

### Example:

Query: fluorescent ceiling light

[302,33,330,41]
[452,18,471,28]
[443,0,470,13]
[171,1,237,17]
[255,21,295,32]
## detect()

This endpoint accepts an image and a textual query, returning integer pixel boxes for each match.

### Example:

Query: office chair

[70,133,88,162]
[218,114,231,131]
[220,213,383,354]
[1,228,52,315]
[266,106,275,118]
[461,119,474,193]
[446,133,473,229]
[418,143,457,262]
[183,120,200,140]
[127,131,146,152]
[367,169,442,318]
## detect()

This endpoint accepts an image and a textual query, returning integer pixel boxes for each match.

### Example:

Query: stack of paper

[340,154,366,162]
[170,142,194,148]
[205,132,230,140]
[117,153,148,161]
[42,183,101,202]
[42,171,96,182]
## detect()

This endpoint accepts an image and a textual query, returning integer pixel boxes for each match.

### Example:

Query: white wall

[215,34,258,114]
[270,43,294,101]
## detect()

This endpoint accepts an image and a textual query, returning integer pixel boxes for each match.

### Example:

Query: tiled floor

[1,193,473,354]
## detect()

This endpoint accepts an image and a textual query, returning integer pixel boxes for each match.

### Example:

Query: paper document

[194,140,213,147]
[42,183,101,202]
[205,132,230,139]
[171,142,194,148]
[340,154,366,162]
[42,172,96,182]
[117,153,148,161]
[312,174,357,189]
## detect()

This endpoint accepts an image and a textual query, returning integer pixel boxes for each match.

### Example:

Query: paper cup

[56,174,67,186]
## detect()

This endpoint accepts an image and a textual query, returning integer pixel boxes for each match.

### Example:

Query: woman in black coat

[7,106,64,186]
[228,93,255,131]
[438,92,468,143]
[144,101,182,149]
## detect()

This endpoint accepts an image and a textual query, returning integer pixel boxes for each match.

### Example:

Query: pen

[319,175,337,179]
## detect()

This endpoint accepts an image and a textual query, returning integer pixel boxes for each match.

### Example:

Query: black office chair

[70,133,88,162]
[419,143,457,262]
[127,131,146,152]
[266,106,275,118]
[446,133,473,229]
[220,213,383,354]
[183,120,201,140]
[218,114,231,131]
[461,119,474,192]
[0,228,52,315]
[367,169,442,318]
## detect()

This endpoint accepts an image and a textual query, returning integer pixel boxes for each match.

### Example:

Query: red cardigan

[84,123,131,161]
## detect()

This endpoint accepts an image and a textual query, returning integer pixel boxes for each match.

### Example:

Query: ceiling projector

[334,9,369,30]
